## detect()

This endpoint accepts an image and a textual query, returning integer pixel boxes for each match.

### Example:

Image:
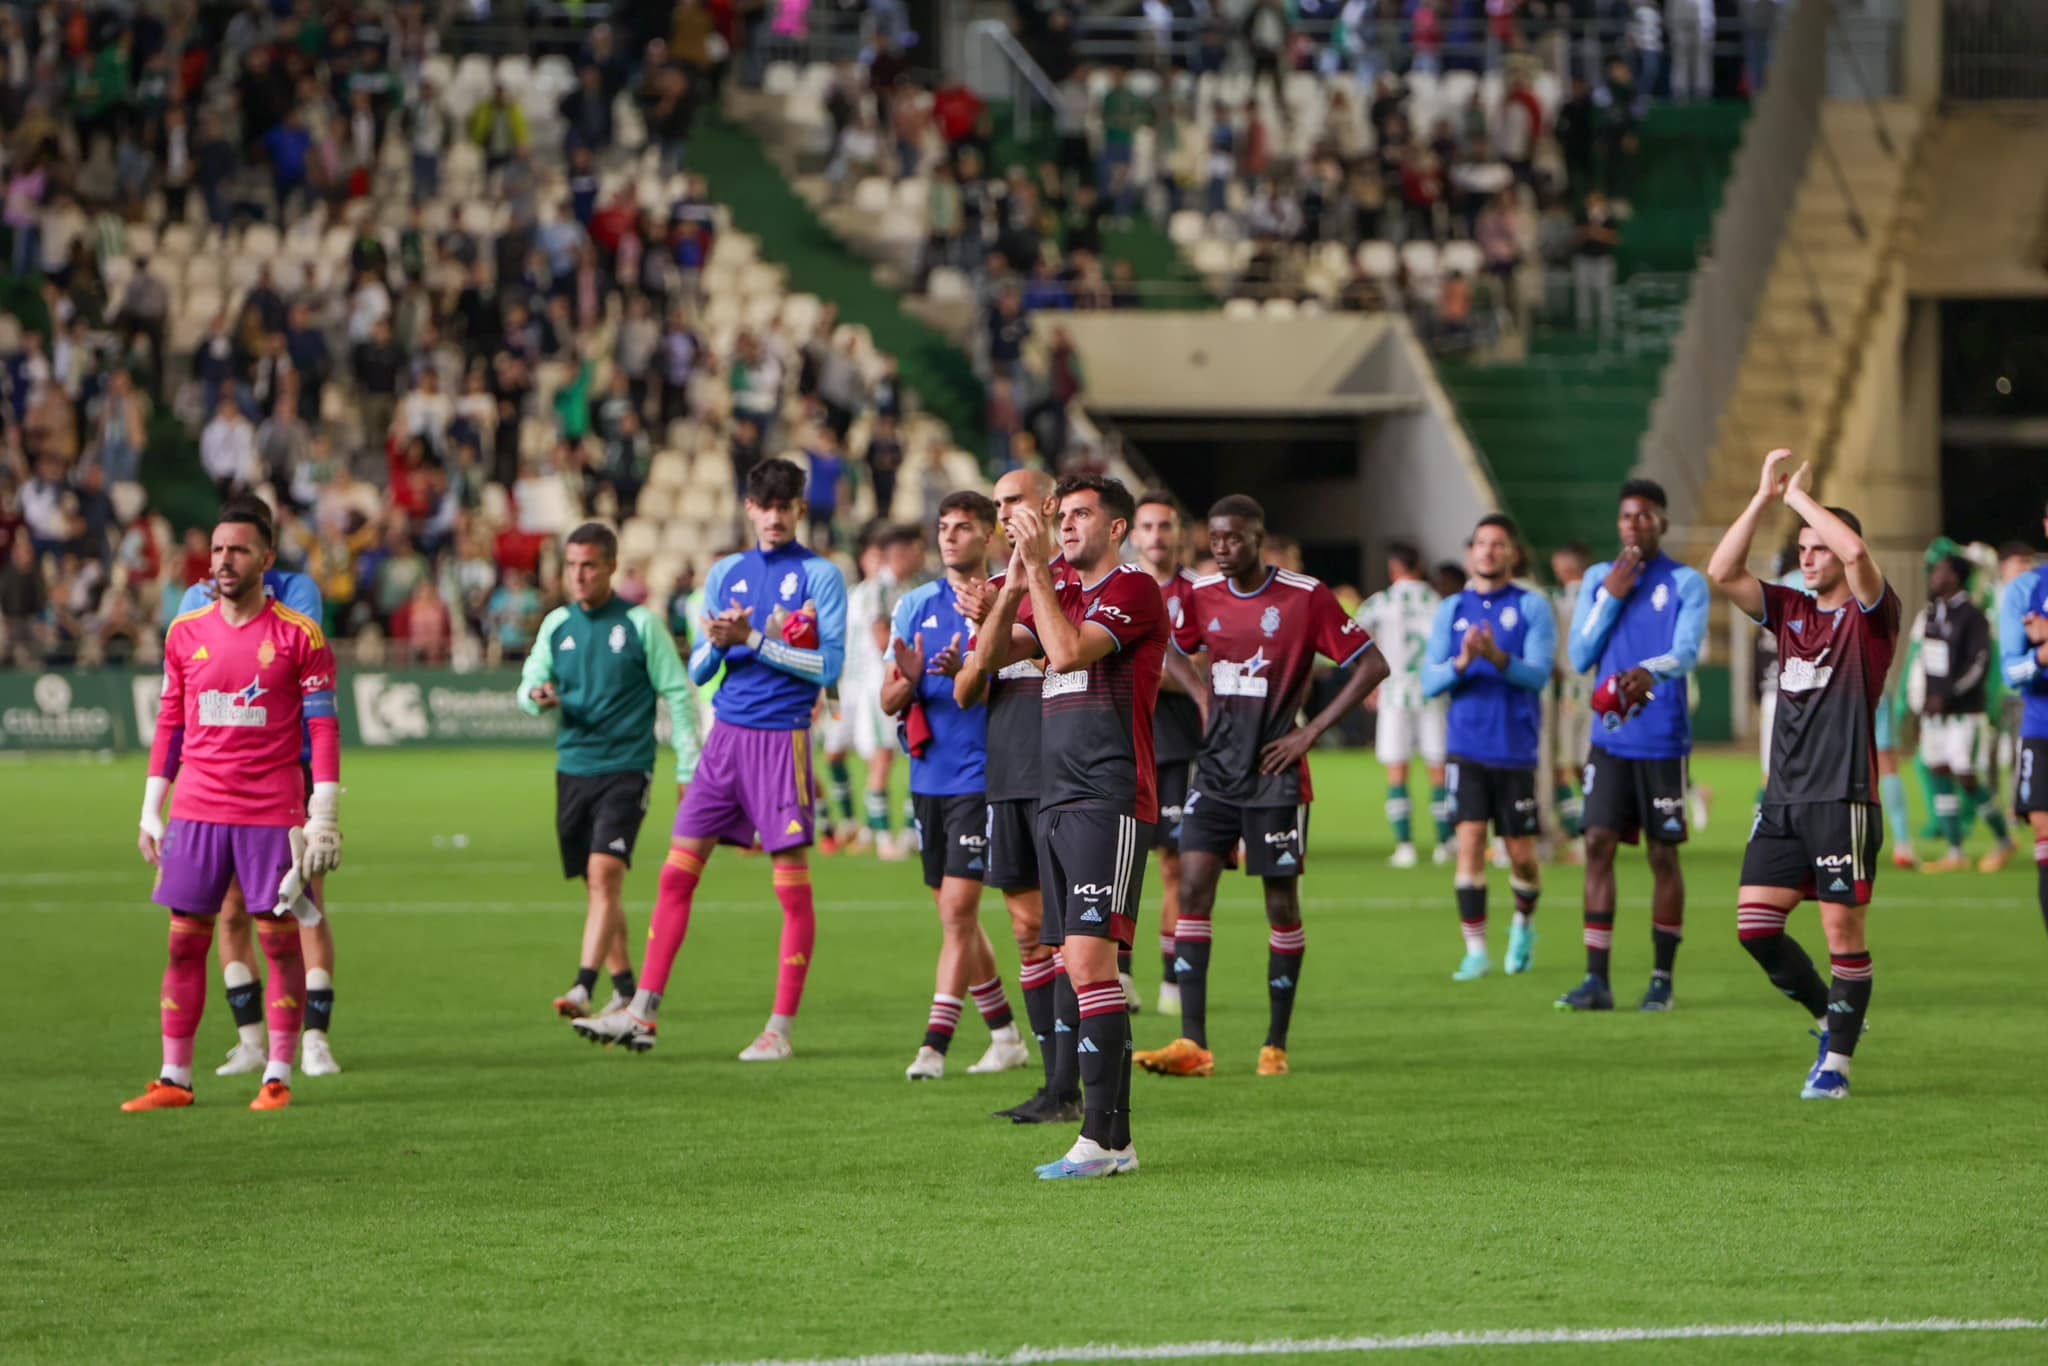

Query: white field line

[705,1318,2048,1366]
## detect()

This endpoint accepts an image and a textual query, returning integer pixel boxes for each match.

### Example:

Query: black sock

[1116,947,1132,978]
[1740,929,1829,1018]
[611,968,636,1000]
[1051,973,1081,1103]
[1265,924,1304,1049]
[1826,952,1873,1055]
[226,978,264,1030]
[1161,947,1178,985]
[574,966,599,994]
[1109,1029,1135,1150]
[1075,981,1128,1147]
[1651,922,1682,978]
[2037,845,2048,935]
[304,986,335,1036]
[1583,911,1613,980]
[1511,876,1539,920]
[1455,882,1487,943]
[1022,966,1057,1091]
[1173,914,1213,1047]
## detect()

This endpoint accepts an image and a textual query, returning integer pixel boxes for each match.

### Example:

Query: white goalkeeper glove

[273,829,324,927]
[138,776,169,865]
[301,782,343,877]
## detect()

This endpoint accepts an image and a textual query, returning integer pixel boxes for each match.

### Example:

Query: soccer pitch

[4,748,2045,1365]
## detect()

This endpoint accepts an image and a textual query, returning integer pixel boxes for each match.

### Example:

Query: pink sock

[257,919,306,1065]
[772,864,816,1018]
[641,848,705,998]
[162,915,213,1077]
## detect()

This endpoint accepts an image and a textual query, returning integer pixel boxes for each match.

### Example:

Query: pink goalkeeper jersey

[159,599,338,827]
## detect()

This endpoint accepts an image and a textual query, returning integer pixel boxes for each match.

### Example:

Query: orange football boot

[553,994,591,1019]
[250,1081,292,1111]
[1135,1037,1214,1077]
[121,1080,195,1112]
[1256,1046,1290,1077]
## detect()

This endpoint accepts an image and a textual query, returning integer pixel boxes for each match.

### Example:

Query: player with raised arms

[954,468,1081,1125]
[1556,479,1708,1013]
[173,494,343,1079]
[969,472,1165,1178]
[1136,496,1386,1079]
[1708,450,1900,1100]
[885,491,1028,1081]
[127,504,343,1112]
[519,522,701,1021]
[1422,514,1557,981]
[574,458,846,1061]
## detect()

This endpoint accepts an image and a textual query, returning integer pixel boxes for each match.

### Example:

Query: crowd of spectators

[1,0,949,671]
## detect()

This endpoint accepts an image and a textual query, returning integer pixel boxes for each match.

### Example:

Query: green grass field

[4,748,2045,1365]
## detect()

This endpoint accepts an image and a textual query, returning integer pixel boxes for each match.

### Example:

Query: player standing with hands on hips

[1708,450,1899,1100]
[520,522,701,1022]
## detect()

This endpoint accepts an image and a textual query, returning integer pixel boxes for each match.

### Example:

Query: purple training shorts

[152,820,297,916]
[674,722,817,853]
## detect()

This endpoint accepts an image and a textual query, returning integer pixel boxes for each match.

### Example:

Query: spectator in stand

[470,83,532,181]
[199,393,258,499]
[0,536,49,664]
[1574,188,1622,337]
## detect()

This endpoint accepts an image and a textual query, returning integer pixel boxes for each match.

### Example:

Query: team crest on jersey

[257,640,276,668]
[609,624,627,653]
[1651,583,1670,611]
[1260,605,1282,637]
[1501,606,1519,629]
[779,571,799,600]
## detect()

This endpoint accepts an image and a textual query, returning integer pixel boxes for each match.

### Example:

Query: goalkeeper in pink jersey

[124,507,344,1114]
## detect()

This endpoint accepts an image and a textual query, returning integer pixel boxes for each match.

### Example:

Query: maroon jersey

[1759,582,1901,804]
[1017,562,1167,823]
[982,556,1072,803]
[1174,568,1375,807]
[1153,567,1205,765]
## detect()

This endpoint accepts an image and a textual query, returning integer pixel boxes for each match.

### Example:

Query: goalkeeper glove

[273,829,325,927]
[1591,672,1653,732]
[302,782,344,877]
[138,775,169,861]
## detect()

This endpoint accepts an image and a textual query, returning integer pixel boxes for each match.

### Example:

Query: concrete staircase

[1683,100,1927,548]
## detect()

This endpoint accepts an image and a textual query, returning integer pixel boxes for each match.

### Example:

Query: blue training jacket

[689,542,847,730]
[1422,584,1555,770]
[888,578,986,797]
[2001,567,2048,741]
[1567,553,1709,760]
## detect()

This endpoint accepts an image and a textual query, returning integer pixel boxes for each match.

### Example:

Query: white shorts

[1552,694,1592,774]
[824,679,893,762]
[1375,700,1447,766]
[1919,712,1987,775]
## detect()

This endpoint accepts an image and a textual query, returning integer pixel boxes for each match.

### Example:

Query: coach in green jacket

[518,522,702,1020]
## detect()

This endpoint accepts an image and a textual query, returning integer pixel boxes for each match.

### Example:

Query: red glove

[1590,672,1653,732]
[782,604,819,650]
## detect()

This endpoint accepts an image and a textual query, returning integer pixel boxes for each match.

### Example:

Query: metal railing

[963,20,1064,142]
[1634,0,1839,518]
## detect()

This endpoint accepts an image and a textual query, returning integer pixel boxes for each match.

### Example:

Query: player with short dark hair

[1135,496,1386,1078]
[884,491,1030,1081]
[969,471,1165,1178]
[1916,553,2015,872]
[520,521,701,1022]
[1999,505,2048,937]
[174,494,343,1079]
[1423,514,1557,980]
[1131,491,1205,1016]
[1359,539,1453,867]
[1556,480,1708,1012]
[955,468,1078,1125]
[1708,450,1901,1100]
[127,509,343,1112]
[575,458,846,1062]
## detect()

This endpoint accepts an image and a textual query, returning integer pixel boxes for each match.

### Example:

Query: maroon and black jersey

[1153,567,1205,765]
[1174,567,1376,807]
[1017,562,1167,823]
[1758,581,1901,804]
[982,557,1071,803]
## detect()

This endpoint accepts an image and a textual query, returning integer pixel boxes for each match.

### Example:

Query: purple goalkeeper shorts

[152,820,296,916]
[675,722,817,853]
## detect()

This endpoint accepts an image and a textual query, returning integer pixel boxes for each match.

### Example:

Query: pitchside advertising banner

[0,669,690,753]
